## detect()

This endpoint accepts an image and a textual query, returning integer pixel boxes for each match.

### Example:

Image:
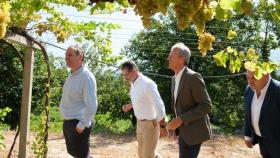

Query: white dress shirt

[173,67,186,117]
[245,77,271,141]
[130,74,166,121]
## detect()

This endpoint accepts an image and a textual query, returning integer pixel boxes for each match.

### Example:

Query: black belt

[64,119,79,122]
[139,119,154,121]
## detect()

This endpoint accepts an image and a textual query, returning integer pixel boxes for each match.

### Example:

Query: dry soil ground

[1,131,260,158]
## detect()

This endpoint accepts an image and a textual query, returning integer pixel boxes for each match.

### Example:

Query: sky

[42,6,143,56]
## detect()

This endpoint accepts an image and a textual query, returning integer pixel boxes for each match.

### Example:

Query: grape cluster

[0,1,10,38]
[35,23,47,36]
[133,0,168,27]
[173,0,203,31]
[133,0,170,27]
[198,32,215,56]
[241,0,253,15]
[192,6,215,35]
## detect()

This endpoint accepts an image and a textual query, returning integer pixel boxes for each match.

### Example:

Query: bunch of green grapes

[0,1,11,39]
[241,0,253,15]
[56,31,67,43]
[133,0,162,27]
[198,32,215,56]
[173,0,203,31]
[192,6,215,35]
[35,23,48,36]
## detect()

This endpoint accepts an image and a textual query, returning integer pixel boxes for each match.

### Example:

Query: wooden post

[19,45,34,158]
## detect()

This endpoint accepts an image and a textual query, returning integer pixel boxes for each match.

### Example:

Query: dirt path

[1,131,260,158]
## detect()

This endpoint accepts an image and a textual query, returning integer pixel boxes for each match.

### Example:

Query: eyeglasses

[123,72,131,77]
[122,70,133,77]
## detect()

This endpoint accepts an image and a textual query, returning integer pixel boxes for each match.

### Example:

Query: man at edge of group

[121,60,168,158]
[167,43,212,158]
[244,70,280,158]
[59,46,98,158]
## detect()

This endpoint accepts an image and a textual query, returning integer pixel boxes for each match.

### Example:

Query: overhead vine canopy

[0,0,280,78]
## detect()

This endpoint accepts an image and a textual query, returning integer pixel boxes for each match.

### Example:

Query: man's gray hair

[68,46,85,61]
[171,43,191,66]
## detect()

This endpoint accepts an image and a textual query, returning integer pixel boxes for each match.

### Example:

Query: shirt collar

[253,76,271,95]
[132,73,142,85]
[260,76,271,94]
[70,65,84,76]
[175,66,185,80]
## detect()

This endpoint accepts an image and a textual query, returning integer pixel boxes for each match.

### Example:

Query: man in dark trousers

[244,70,280,158]
[60,46,98,158]
[167,43,212,158]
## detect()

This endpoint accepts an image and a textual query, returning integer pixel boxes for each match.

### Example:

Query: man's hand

[160,127,168,137]
[122,103,132,113]
[167,117,183,130]
[76,127,83,134]
[245,140,253,148]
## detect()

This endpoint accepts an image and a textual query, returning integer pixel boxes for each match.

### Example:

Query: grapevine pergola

[4,32,41,157]
[1,0,280,157]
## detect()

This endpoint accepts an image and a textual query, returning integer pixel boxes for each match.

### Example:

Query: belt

[64,119,79,122]
[138,119,154,121]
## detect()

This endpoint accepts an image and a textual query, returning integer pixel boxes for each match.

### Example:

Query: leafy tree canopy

[0,0,280,77]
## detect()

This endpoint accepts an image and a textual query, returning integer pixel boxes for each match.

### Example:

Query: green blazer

[171,67,212,145]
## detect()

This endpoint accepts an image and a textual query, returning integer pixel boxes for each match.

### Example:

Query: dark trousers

[258,137,272,158]
[179,136,201,158]
[63,119,92,158]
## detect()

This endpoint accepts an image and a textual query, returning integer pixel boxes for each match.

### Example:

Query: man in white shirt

[120,61,168,158]
[59,46,98,158]
[244,70,280,158]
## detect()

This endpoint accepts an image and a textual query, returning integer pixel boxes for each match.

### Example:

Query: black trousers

[63,119,92,158]
[178,136,201,158]
[258,137,272,158]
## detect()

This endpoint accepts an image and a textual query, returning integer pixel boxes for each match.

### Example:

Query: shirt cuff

[76,121,86,131]
[156,114,166,122]
[244,136,252,141]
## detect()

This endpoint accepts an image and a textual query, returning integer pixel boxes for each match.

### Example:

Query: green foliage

[31,112,48,158]
[0,42,67,128]
[0,107,11,149]
[94,113,134,135]
[121,10,251,132]
[31,107,134,135]
[208,78,247,133]
[0,41,23,129]
[30,106,62,132]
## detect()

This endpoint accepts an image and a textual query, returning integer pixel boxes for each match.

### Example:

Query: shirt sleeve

[145,81,166,121]
[77,74,98,130]
[244,136,252,141]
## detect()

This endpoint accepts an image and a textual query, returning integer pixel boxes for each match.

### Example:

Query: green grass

[94,113,135,135]
[30,107,135,135]
[30,106,63,132]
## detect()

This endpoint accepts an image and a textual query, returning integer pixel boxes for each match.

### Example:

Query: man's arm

[146,82,168,136]
[244,86,253,148]
[77,75,98,132]
[179,73,211,125]
[145,82,166,122]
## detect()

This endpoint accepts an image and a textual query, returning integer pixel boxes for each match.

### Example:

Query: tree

[121,10,278,131]
[1,0,279,77]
